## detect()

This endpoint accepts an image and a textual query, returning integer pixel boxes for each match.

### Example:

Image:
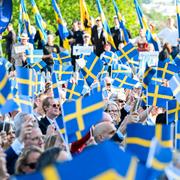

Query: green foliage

[10,0,139,38]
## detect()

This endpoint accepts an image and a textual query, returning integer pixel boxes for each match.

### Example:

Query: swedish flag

[18,3,24,41]
[55,115,66,140]
[91,80,105,94]
[31,61,46,72]
[98,65,108,80]
[157,61,178,80]
[112,74,138,90]
[15,95,33,114]
[142,65,156,90]
[0,99,19,115]
[167,99,180,124]
[52,0,70,50]
[20,0,34,43]
[146,138,172,175]
[134,0,159,51]
[169,73,180,103]
[52,51,71,64]
[147,85,173,108]
[176,0,180,39]
[68,129,89,143]
[116,43,138,65]
[101,51,117,65]
[80,52,103,86]
[16,67,35,97]
[0,65,11,107]
[62,92,104,135]
[34,73,45,94]
[175,120,180,150]
[14,141,152,180]
[53,64,73,81]
[51,72,61,99]
[80,0,91,34]
[26,49,44,64]
[30,0,47,45]
[66,80,84,100]
[126,123,172,163]
[96,0,116,50]
[112,0,129,44]
[111,63,132,79]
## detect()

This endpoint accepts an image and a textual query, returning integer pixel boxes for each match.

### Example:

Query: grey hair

[14,112,37,137]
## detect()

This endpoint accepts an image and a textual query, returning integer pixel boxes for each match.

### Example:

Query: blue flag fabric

[16,67,35,97]
[157,61,178,80]
[0,0,12,34]
[0,99,19,115]
[51,72,61,99]
[146,138,172,177]
[100,51,117,65]
[51,0,70,50]
[142,65,156,90]
[15,95,33,114]
[53,64,73,81]
[52,51,72,64]
[96,0,116,50]
[98,65,108,80]
[112,0,129,44]
[20,0,34,43]
[147,85,173,108]
[167,99,180,124]
[111,63,132,79]
[55,115,66,140]
[112,74,138,90]
[126,123,172,163]
[66,80,84,100]
[116,43,139,65]
[26,49,44,64]
[15,141,152,180]
[31,60,46,72]
[0,64,11,107]
[30,0,47,45]
[175,120,180,150]
[34,73,45,94]
[0,57,12,70]
[62,92,104,135]
[169,73,180,103]
[80,53,103,86]
[176,0,180,39]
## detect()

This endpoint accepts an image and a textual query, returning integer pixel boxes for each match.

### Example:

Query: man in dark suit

[110,16,132,49]
[39,97,61,134]
[2,23,16,62]
[91,17,106,56]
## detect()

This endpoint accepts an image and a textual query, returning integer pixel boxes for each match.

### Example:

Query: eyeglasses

[25,162,37,169]
[106,83,111,86]
[106,110,119,113]
[116,100,125,103]
[50,104,60,108]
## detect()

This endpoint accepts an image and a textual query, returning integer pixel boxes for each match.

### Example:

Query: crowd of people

[0,13,179,180]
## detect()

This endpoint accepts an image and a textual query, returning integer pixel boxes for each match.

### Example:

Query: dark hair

[0,122,13,134]
[163,43,172,54]
[15,146,42,174]
[36,147,62,170]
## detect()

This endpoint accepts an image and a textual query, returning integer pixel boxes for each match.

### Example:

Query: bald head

[93,121,116,144]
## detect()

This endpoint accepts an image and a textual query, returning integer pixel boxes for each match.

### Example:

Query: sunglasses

[51,104,60,108]
[25,162,37,169]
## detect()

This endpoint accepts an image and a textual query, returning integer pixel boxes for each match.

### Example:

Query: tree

[11,0,140,38]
